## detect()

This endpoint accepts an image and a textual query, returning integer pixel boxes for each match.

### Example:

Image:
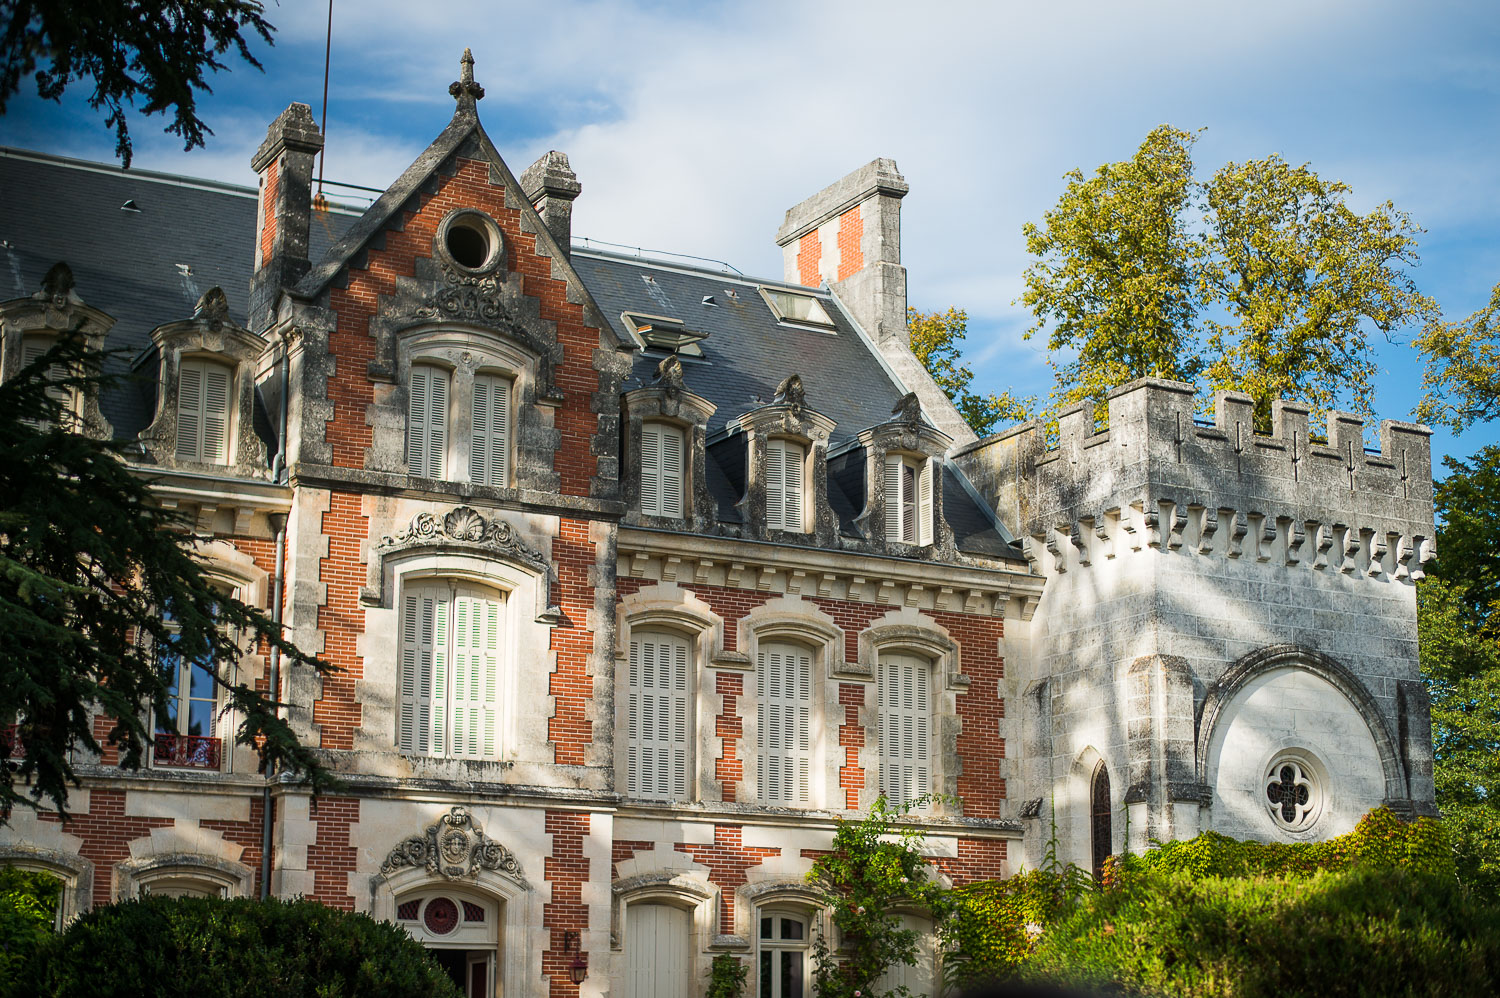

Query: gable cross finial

[449,47,486,108]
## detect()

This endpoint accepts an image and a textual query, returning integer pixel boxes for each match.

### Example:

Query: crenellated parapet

[953,378,1435,582]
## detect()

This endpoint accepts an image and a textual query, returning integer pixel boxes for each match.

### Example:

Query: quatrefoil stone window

[1265,755,1321,832]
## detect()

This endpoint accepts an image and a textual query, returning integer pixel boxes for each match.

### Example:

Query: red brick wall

[306,794,359,910]
[837,683,866,809]
[257,159,278,269]
[797,229,821,288]
[930,609,1007,818]
[611,839,654,879]
[312,493,369,749]
[319,157,607,496]
[675,824,780,930]
[548,519,596,765]
[836,207,864,280]
[543,811,590,998]
[932,836,1008,886]
[715,672,744,802]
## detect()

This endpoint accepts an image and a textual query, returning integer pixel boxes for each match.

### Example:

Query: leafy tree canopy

[1020,125,1438,427]
[907,307,1036,435]
[1415,281,1500,433]
[0,1,276,167]
[0,333,336,820]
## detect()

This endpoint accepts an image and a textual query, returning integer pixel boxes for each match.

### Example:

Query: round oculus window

[1264,754,1323,833]
[423,896,460,934]
[437,209,504,274]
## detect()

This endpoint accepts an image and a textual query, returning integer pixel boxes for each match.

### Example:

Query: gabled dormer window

[641,422,685,518]
[884,454,933,546]
[765,438,807,533]
[175,358,232,465]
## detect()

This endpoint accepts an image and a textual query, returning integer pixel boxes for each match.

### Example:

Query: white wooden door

[626,903,691,998]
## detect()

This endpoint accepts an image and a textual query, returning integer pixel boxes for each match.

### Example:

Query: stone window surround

[729,398,839,546]
[852,413,954,556]
[115,853,254,899]
[0,261,115,440]
[1262,748,1327,834]
[394,326,529,487]
[621,376,717,531]
[727,881,827,952]
[0,845,93,926]
[137,294,270,475]
[610,872,719,960]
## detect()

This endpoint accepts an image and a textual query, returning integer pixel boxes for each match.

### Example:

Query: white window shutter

[765,440,785,529]
[399,588,441,754]
[201,365,230,464]
[782,441,804,532]
[449,590,501,759]
[427,367,448,479]
[902,461,917,542]
[431,597,448,754]
[470,374,510,487]
[408,365,449,478]
[627,633,691,801]
[176,360,203,461]
[670,638,689,798]
[627,639,641,797]
[660,425,684,518]
[757,642,812,805]
[879,654,932,807]
[917,459,934,545]
[641,425,662,515]
[883,455,903,541]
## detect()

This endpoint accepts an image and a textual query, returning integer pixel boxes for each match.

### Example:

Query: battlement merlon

[953,377,1435,549]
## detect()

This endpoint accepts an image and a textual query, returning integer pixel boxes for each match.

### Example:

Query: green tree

[1415,281,1500,433]
[1200,155,1437,428]
[0,333,336,820]
[1021,125,1438,426]
[0,1,276,167]
[908,307,1036,434]
[805,796,953,998]
[1019,125,1204,420]
[1418,445,1500,893]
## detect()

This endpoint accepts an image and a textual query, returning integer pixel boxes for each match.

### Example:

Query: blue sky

[7,0,1499,470]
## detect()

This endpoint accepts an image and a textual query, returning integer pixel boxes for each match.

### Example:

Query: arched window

[758,908,811,998]
[1090,763,1112,880]
[175,357,232,464]
[395,890,498,998]
[398,580,504,760]
[878,652,932,808]
[625,902,692,998]
[626,631,692,802]
[756,642,812,805]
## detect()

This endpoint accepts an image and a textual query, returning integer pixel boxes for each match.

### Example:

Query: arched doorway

[1090,763,1112,880]
[394,889,499,998]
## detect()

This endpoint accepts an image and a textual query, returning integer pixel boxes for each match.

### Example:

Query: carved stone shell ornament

[380,806,529,886]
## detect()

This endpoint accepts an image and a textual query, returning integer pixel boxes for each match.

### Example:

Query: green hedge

[0,868,61,979]
[8,894,460,998]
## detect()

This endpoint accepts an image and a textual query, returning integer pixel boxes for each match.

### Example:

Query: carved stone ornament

[892,391,922,426]
[413,266,512,325]
[378,505,548,573]
[193,287,231,329]
[380,807,527,885]
[40,261,75,302]
[774,373,807,416]
[655,354,686,394]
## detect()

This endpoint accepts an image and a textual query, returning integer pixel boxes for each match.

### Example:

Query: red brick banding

[543,811,591,998]
[675,824,780,931]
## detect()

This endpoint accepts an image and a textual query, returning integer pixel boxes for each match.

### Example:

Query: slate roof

[0,148,360,437]
[1,147,1018,560]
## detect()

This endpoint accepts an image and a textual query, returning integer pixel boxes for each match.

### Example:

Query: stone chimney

[520,151,582,260]
[775,158,909,345]
[249,103,323,331]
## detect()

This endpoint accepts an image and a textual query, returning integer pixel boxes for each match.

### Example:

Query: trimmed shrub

[8,894,461,998]
[1025,866,1500,997]
[0,868,61,979]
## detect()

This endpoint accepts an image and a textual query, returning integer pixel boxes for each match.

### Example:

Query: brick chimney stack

[520,151,582,260]
[249,103,324,331]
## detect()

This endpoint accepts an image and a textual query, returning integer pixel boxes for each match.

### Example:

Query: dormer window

[765,438,807,533]
[640,422,685,518]
[884,454,933,546]
[175,358,232,464]
[759,288,835,330]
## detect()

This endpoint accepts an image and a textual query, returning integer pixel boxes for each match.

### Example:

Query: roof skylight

[759,287,835,329]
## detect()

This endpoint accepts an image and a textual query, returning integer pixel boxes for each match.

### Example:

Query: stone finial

[775,374,806,410]
[194,287,230,328]
[655,354,686,392]
[892,391,922,426]
[38,261,76,303]
[449,47,486,108]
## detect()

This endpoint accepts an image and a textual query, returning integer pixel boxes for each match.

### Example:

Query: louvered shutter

[902,461,917,542]
[470,374,510,486]
[641,425,662,515]
[917,459,934,546]
[201,365,230,464]
[627,633,691,801]
[450,589,502,759]
[879,654,931,807]
[176,360,203,460]
[884,455,903,541]
[398,588,441,754]
[757,642,812,805]
[431,596,449,754]
[765,440,785,529]
[21,338,65,427]
[660,425,684,518]
[782,441,804,532]
[408,365,449,478]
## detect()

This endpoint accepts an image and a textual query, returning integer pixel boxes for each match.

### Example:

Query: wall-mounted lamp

[562,930,588,985]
